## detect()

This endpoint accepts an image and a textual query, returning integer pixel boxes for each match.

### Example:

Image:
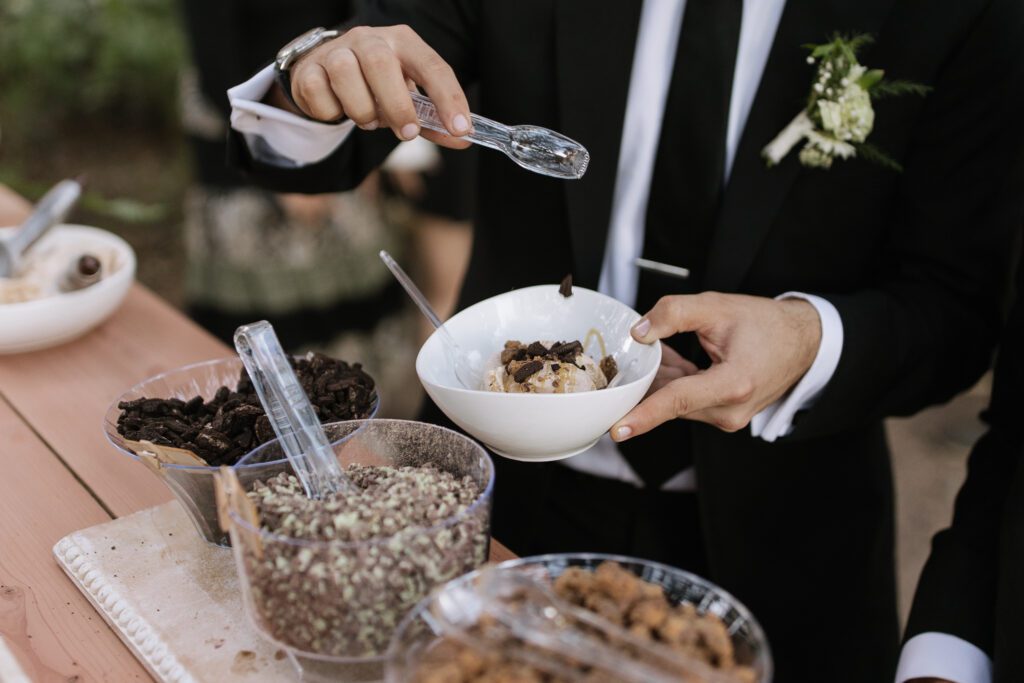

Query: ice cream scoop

[484,340,616,394]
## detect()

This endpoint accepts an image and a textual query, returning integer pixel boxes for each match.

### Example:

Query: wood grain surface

[0,285,224,516]
[0,281,516,681]
[0,397,151,681]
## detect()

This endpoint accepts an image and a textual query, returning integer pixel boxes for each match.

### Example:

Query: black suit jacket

[229,1,1024,680]
[905,240,1024,682]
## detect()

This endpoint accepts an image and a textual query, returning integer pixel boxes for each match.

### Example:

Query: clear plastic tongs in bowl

[409,91,590,180]
[425,568,740,683]
[233,320,352,499]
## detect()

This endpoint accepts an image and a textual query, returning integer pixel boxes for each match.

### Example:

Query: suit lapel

[555,0,643,288]
[705,0,897,292]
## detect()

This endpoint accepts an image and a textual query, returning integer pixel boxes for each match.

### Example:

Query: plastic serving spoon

[409,92,590,180]
[234,320,352,499]
[379,250,483,389]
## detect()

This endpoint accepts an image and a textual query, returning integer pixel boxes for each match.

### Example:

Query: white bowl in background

[416,285,661,461]
[0,224,135,354]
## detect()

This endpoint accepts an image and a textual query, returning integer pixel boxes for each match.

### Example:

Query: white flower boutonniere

[763,34,930,171]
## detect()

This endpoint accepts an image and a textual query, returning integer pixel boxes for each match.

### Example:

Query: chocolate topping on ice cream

[559,273,573,298]
[512,359,545,383]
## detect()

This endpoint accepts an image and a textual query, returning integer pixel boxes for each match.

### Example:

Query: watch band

[274,26,344,123]
[274,67,306,117]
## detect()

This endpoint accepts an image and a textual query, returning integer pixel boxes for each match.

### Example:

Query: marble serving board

[52,502,295,683]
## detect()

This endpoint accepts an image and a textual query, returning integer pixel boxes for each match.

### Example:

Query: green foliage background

[0,0,191,304]
[0,0,186,139]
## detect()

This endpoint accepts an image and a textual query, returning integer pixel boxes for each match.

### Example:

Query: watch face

[277,27,324,66]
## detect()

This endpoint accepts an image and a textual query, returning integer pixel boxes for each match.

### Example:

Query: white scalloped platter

[52,502,296,682]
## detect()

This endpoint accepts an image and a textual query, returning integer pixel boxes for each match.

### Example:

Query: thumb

[631,294,718,344]
[611,369,728,442]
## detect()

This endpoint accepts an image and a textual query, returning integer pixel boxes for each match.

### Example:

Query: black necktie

[619,0,743,488]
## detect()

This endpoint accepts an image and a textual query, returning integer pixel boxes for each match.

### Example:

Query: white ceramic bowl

[0,224,135,354]
[416,285,661,461]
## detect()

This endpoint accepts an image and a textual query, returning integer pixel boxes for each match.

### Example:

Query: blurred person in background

[381,115,477,342]
[179,0,422,415]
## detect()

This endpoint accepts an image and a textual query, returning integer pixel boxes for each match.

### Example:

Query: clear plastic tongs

[233,320,352,499]
[425,567,741,683]
[409,91,590,180]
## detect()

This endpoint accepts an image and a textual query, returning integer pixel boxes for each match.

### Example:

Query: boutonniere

[762,34,929,171]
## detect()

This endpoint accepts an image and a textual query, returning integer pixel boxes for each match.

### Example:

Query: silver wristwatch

[275,26,341,72]
[274,26,342,118]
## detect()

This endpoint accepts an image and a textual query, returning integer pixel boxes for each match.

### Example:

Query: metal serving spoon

[379,250,483,389]
[0,177,83,278]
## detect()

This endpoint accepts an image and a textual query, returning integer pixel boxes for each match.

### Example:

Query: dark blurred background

[0,0,991,624]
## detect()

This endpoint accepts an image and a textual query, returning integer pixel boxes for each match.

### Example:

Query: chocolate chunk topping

[513,360,544,383]
[500,341,527,365]
[559,273,573,298]
[550,340,584,361]
[600,355,618,383]
[550,363,560,373]
[116,352,377,466]
[77,254,102,276]
[502,339,586,368]
[526,341,549,357]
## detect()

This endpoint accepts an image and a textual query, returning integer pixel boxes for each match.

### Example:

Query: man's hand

[285,25,472,149]
[611,293,821,441]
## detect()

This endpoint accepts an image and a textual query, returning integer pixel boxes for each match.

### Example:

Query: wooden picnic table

[0,279,514,680]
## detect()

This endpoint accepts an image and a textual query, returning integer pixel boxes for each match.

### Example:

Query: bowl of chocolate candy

[416,284,661,461]
[220,419,494,683]
[387,553,772,683]
[103,353,378,546]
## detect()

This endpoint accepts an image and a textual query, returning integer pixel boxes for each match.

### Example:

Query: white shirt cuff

[895,632,993,683]
[750,292,843,442]
[227,65,356,166]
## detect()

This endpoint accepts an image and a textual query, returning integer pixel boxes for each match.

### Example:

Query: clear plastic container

[386,553,773,683]
[103,357,379,546]
[227,419,494,682]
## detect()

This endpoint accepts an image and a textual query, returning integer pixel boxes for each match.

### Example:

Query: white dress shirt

[896,632,993,683]
[228,4,988,676]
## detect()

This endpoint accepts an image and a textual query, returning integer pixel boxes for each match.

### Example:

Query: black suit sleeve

[903,246,1024,655]
[790,0,1024,440]
[226,0,481,195]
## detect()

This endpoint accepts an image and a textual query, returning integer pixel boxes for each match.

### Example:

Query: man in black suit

[895,241,1023,683]
[225,1,1024,680]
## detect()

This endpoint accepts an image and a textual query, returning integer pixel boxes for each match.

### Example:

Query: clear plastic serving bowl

[386,553,773,683]
[227,419,495,683]
[102,357,379,546]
